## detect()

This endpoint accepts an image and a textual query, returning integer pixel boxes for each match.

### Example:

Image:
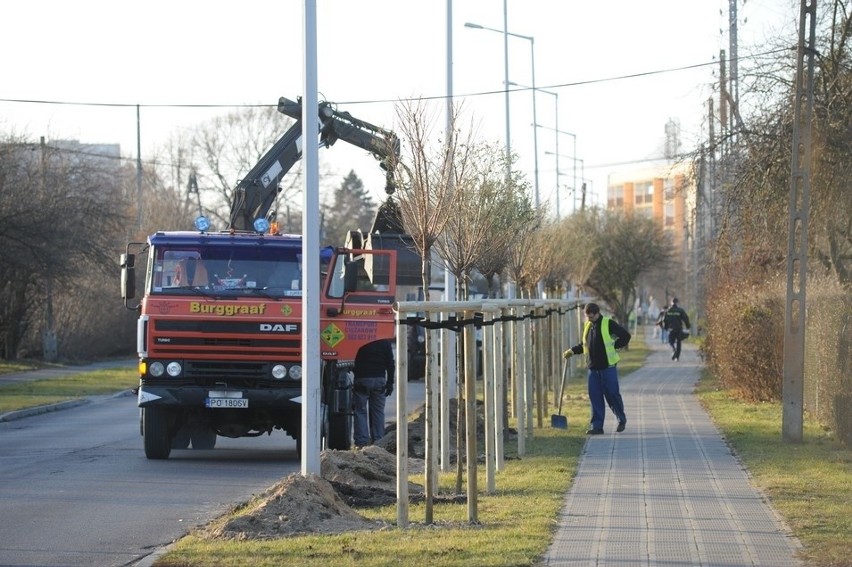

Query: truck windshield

[149,245,302,297]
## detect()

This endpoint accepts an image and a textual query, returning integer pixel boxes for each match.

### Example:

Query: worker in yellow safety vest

[563,302,632,434]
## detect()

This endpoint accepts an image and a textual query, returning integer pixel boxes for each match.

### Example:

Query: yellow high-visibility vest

[582,317,620,365]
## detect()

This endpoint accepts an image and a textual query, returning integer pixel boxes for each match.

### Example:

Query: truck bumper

[137,385,302,409]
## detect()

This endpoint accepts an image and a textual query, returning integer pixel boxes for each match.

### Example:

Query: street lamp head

[464,22,484,29]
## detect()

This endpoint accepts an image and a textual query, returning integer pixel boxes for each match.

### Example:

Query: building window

[634,181,653,204]
[608,186,624,209]
[664,179,675,200]
[665,203,675,226]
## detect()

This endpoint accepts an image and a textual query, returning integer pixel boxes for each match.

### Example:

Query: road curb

[0,389,135,423]
[0,398,91,422]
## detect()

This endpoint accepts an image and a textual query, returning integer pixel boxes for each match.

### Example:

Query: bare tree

[557,210,601,298]
[165,105,300,229]
[582,210,671,326]
[0,136,129,359]
[704,2,852,288]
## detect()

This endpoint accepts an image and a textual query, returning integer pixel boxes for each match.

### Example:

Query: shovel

[551,359,569,429]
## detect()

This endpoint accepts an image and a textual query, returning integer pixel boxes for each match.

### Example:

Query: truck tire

[191,426,217,450]
[327,411,352,450]
[171,425,191,449]
[143,407,172,460]
[321,361,352,450]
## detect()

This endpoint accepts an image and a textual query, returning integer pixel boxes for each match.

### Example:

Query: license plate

[206,398,248,409]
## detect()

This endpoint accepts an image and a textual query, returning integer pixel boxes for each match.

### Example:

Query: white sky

[1,0,799,213]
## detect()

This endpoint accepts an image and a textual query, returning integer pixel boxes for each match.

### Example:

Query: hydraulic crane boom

[228,96,401,231]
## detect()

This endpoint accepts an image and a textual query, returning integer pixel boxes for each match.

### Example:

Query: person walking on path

[352,339,395,447]
[563,302,632,435]
[664,297,691,361]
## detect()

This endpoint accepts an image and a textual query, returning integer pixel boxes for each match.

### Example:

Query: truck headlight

[166,361,182,377]
[149,361,165,377]
[272,364,287,380]
[288,365,302,380]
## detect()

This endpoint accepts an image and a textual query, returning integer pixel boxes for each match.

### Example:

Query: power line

[0,47,791,110]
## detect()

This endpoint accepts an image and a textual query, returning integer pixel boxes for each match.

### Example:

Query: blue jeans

[353,377,387,446]
[587,366,626,431]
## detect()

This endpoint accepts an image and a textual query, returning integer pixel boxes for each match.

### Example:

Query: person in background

[648,296,660,339]
[352,339,395,447]
[664,297,691,361]
[657,305,669,344]
[563,303,632,435]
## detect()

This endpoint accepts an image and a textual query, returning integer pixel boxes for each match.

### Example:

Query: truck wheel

[327,411,352,450]
[143,408,171,460]
[191,426,217,450]
[171,426,191,449]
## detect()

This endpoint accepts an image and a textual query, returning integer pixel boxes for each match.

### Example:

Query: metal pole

[529,38,539,208]
[136,105,142,230]
[554,95,559,218]
[502,0,511,182]
[301,0,322,475]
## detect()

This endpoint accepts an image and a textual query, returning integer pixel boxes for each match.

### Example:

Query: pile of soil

[199,399,501,540]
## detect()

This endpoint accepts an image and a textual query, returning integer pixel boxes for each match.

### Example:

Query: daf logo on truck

[259,323,299,333]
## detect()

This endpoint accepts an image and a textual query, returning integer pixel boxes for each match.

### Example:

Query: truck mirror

[120,253,136,300]
[343,260,359,293]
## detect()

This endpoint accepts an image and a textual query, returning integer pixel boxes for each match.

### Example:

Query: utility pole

[782,0,817,443]
[40,136,57,361]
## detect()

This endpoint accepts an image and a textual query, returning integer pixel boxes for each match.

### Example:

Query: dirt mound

[198,399,499,540]
[204,473,385,540]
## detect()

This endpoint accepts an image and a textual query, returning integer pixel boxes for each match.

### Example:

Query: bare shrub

[704,280,785,401]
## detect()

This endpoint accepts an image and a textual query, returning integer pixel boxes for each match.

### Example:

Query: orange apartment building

[606,161,697,311]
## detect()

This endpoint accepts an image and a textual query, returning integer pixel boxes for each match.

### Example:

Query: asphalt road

[0,364,425,567]
[0,392,301,567]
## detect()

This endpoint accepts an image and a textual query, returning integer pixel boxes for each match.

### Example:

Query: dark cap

[671,297,679,304]
[584,302,600,315]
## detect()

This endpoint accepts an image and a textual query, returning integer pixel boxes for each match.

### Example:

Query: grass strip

[0,369,138,413]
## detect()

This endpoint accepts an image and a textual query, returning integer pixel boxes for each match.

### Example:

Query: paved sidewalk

[541,330,803,567]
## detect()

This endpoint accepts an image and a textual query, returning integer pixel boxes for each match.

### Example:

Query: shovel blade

[550,414,568,429]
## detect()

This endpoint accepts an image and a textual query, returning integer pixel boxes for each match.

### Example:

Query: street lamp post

[515,85,562,217]
[465,21,539,208]
[541,129,577,214]
[546,151,585,211]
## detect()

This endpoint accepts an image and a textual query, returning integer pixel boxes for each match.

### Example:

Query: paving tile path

[541,330,803,566]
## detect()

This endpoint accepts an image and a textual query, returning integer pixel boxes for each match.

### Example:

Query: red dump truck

[121,96,418,459]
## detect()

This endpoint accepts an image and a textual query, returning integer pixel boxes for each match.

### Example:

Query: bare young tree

[505,194,544,299]
[389,97,462,522]
[391,98,458,293]
[436,138,516,300]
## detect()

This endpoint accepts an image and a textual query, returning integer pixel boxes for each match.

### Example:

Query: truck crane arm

[228,96,401,231]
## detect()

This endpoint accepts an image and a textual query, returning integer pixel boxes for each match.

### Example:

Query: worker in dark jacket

[352,339,395,447]
[563,303,632,435]
[663,297,691,361]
